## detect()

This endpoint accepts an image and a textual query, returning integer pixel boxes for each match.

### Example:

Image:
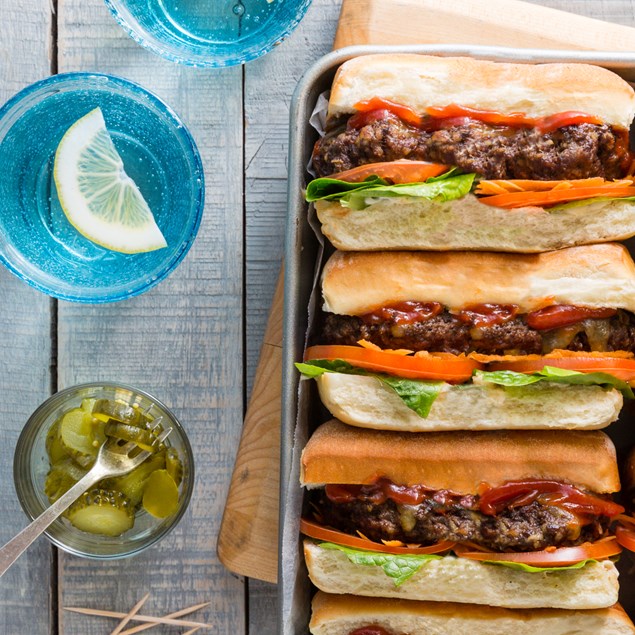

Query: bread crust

[328,54,635,128]
[314,372,622,431]
[310,592,635,635]
[300,419,620,493]
[304,542,619,610]
[321,243,635,315]
[315,196,635,253]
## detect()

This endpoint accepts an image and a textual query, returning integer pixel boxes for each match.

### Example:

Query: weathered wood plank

[242,0,341,629]
[0,1,54,633]
[55,1,245,633]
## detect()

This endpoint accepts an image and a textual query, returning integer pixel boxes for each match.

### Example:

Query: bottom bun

[315,195,635,252]
[315,373,622,431]
[303,541,619,610]
[309,592,635,635]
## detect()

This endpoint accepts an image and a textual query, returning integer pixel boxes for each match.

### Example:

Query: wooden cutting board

[216,0,635,584]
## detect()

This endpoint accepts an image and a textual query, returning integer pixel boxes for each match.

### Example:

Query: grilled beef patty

[314,492,610,552]
[312,114,628,180]
[320,310,635,355]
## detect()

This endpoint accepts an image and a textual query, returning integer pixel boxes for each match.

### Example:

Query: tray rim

[281,43,635,635]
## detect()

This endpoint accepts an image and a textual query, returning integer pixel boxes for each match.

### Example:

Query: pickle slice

[92,399,146,425]
[44,459,87,502]
[165,448,183,486]
[142,469,179,518]
[66,489,134,536]
[104,422,156,452]
[46,422,69,464]
[104,451,166,507]
[80,398,97,414]
[58,408,99,466]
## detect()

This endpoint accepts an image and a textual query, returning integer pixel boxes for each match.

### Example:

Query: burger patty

[315,493,610,552]
[320,310,635,355]
[312,115,627,180]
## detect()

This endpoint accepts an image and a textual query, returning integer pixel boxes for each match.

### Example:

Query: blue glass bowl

[0,73,204,303]
[104,0,312,67]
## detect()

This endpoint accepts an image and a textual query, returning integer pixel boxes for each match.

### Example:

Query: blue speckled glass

[0,73,204,303]
[104,0,312,67]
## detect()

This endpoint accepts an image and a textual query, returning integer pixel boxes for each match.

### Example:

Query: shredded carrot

[357,339,413,355]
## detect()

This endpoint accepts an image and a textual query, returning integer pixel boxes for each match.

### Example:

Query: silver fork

[0,417,172,578]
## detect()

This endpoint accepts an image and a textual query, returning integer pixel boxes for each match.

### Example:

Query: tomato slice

[304,345,481,383]
[329,160,449,184]
[300,518,455,555]
[525,305,617,331]
[487,355,635,382]
[454,537,621,567]
[479,186,635,209]
[616,525,635,552]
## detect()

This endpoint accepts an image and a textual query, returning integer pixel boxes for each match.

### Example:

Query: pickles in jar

[43,397,183,537]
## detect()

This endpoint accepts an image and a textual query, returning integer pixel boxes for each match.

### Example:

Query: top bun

[328,54,635,128]
[321,243,635,315]
[300,419,620,494]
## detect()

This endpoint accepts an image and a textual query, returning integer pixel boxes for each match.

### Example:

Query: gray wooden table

[0,0,632,633]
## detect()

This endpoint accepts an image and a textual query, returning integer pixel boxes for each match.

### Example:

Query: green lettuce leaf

[475,366,634,398]
[305,175,388,201]
[295,360,443,417]
[317,542,596,580]
[482,558,596,573]
[318,542,442,586]
[305,172,475,210]
[549,196,635,212]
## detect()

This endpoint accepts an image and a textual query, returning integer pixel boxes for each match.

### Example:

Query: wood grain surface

[0,0,633,633]
[334,0,635,50]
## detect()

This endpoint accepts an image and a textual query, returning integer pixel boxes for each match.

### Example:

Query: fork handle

[0,467,107,578]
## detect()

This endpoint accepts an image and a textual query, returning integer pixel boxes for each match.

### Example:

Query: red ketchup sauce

[360,301,443,326]
[526,305,617,330]
[326,478,624,518]
[349,97,604,133]
[349,627,393,635]
[457,303,518,328]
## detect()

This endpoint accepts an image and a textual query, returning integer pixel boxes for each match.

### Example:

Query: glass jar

[13,382,194,559]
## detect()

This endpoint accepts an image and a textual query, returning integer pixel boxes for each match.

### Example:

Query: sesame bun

[309,592,634,633]
[300,419,620,494]
[327,55,635,128]
[321,244,635,315]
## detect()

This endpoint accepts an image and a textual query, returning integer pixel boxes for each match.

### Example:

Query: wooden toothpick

[109,593,150,635]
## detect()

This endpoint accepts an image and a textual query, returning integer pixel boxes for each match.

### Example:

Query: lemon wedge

[53,107,167,254]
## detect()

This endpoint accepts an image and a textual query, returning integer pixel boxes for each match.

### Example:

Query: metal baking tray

[281,44,635,635]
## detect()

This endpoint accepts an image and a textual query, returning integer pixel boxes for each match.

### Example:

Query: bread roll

[300,419,620,493]
[309,592,635,634]
[315,195,635,253]
[327,55,635,128]
[321,244,635,315]
[315,372,622,431]
[304,542,619,610]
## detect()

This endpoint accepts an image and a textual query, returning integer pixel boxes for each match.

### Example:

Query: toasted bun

[321,244,635,315]
[304,542,619,610]
[315,373,622,431]
[315,195,635,252]
[309,592,635,635]
[327,55,635,128]
[300,419,620,493]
